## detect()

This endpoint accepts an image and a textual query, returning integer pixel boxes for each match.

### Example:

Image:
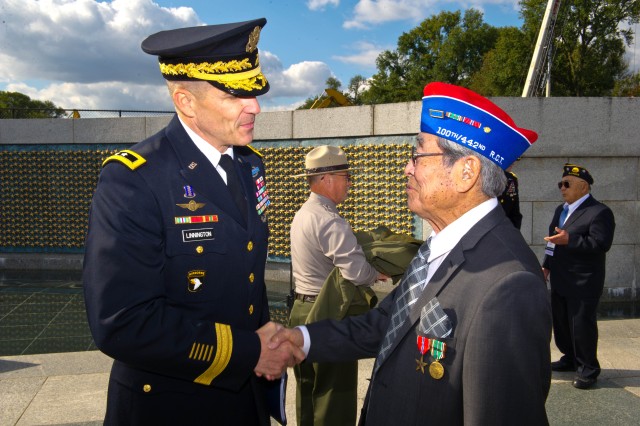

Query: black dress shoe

[551,360,575,372]
[572,376,597,389]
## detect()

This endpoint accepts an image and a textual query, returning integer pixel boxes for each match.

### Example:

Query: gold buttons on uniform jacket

[196,245,204,254]
[143,384,151,393]
[247,241,253,251]
[249,304,254,315]
[249,273,255,283]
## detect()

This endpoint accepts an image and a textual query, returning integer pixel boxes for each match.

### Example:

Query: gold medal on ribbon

[429,339,447,380]
[429,360,444,379]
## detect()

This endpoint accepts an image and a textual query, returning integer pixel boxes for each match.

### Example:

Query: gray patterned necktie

[374,237,432,372]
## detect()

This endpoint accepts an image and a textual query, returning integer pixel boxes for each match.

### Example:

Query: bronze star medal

[416,356,428,373]
[415,335,430,374]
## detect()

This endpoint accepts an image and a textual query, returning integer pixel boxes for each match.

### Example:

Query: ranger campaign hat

[420,82,538,170]
[141,18,269,96]
[292,146,352,177]
[563,163,594,185]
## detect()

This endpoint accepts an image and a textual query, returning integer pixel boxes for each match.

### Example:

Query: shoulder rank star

[176,200,206,212]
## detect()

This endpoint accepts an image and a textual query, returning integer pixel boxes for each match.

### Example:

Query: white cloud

[307,0,340,11]
[6,80,173,111]
[0,0,201,86]
[260,51,333,100]
[342,0,517,29]
[332,41,386,68]
[344,0,427,29]
[0,0,334,110]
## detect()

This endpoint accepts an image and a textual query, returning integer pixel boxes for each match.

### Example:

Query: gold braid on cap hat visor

[159,57,267,91]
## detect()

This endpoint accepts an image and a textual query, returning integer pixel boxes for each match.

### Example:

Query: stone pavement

[1,318,639,426]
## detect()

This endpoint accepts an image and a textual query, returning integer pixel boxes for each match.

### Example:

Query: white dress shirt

[178,116,233,184]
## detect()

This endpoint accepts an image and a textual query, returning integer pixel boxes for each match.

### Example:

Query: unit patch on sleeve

[102,150,147,170]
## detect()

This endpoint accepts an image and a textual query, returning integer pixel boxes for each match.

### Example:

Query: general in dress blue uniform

[82,18,290,425]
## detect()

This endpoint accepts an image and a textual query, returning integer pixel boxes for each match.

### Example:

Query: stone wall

[1,97,638,300]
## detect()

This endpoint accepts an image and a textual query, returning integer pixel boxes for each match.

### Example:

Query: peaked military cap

[141,18,269,96]
[563,163,594,185]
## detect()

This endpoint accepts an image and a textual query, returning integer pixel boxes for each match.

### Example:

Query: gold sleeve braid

[193,323,233,385]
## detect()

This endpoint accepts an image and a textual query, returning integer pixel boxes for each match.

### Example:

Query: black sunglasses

[411,146,444,166]
[557,181,571,189]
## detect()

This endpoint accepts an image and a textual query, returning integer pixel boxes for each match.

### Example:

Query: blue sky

[0,1,637,111]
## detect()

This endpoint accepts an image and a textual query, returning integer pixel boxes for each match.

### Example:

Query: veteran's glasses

[557,181,571,189]
[411,146,444,166]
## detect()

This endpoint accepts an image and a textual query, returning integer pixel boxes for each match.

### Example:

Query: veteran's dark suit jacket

[83,116,272,425]
[542,195,615,299]
[306,206,552,426]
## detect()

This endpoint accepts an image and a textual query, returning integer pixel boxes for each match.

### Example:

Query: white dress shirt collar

[564,193,590,215]
[428,198,499,263]
[177,116,234,168]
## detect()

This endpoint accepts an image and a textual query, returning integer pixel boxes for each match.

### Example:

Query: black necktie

[219,154,248,223]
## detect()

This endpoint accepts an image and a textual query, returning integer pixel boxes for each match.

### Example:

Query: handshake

[254,321,305,380]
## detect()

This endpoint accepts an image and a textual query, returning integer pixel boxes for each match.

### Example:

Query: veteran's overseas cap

[420,82,538,170]
[141,18,269,96]
[563,163,594,184]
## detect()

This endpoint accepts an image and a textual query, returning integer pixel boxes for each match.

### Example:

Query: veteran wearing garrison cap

[289,145,387,426]
[543,163,615,390]
[272,82,552,425]
[83,19,301,426]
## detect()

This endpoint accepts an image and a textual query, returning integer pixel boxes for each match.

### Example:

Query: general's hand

[269,327,304,350]
[544,227,569,245]
[254,322,305,380]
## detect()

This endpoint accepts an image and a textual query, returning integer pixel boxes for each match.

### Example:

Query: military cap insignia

[246,26,261,53]
[102,150,146,170]
[176,200,206,211]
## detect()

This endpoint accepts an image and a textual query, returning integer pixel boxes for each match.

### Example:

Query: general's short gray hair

[437,137,506,197]
[166,80,209,99]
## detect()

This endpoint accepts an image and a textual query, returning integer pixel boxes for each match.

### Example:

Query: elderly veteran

[82,18,302,426]
[272,82,552,425]
[289,145,388,426]
[543,164,615,390]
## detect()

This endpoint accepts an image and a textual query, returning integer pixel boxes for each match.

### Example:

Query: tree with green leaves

[0,91,65,118]
[468,26,532,96]
[360,9,498,104]
[613,71,640,96]
[518,0,640,96]
[345,75,368,105]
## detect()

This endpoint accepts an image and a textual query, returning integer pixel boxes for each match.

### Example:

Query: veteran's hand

[254,322,305,380]
[544,227,569,245]
[269,326,305,351]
